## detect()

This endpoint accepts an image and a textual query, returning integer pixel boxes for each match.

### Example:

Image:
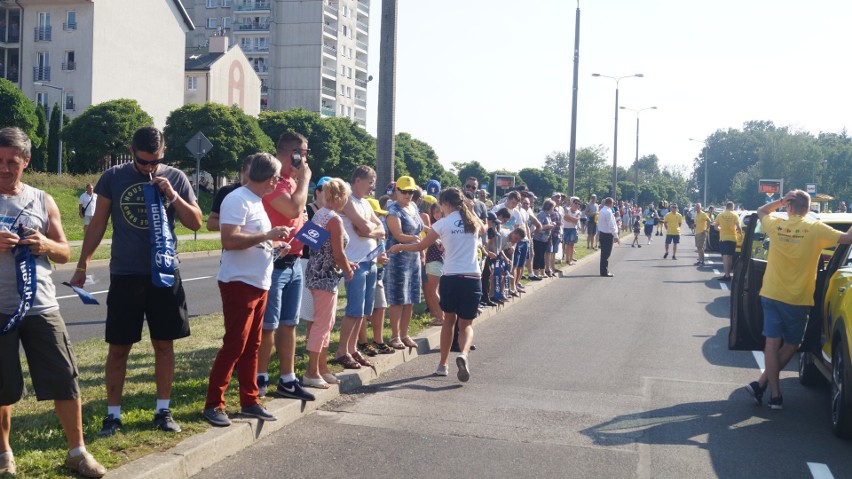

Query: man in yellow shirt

[692,203,711,266]
[744,190,852,410]
[714,201,741,281]
[662,204,683,260]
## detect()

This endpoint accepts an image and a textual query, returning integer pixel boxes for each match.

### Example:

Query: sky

[363,0,852,180]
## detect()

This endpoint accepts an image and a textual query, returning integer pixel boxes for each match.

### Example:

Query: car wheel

[799,352,826,387]
[831,341,852,438]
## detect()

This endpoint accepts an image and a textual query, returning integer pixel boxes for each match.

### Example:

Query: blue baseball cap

[425,179,441,196]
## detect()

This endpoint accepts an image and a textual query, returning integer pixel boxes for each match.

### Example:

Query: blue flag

[356,242,385,263]
[295,220,330,250]
[143,183,176,287]
[62,282,100,305]
[0,224,36,335]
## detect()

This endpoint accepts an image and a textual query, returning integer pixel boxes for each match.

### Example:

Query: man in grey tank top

[0,127,106,477]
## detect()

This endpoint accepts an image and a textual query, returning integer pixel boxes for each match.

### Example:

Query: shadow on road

[358,374,463,394]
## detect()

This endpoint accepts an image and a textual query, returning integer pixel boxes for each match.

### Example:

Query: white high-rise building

[184,0,369,128]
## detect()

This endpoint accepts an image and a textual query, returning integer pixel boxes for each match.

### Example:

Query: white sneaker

[434,364,448,376]
[456,355,470,382]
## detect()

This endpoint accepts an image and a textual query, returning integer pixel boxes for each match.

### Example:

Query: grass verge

[67,238,222,264]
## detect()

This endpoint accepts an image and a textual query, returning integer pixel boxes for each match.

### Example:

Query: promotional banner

[0,225,36,335]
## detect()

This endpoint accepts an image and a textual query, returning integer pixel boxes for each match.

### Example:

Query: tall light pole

[592,73,643,199]
[567,0,581,197]
[689,138,708,205]
[620,105,656,206]
[34,81,64,175]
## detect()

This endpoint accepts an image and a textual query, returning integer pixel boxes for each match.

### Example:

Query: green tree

[62,99,153,174]
[453,160,489,186]
[324,116,376,180]
[518,168,561,197]
[0,78,38,139]
[543,151,569,178]
[394,132,455,188]
[259,108,340,184]
[165,103,274,185]
[30,105,49,171]
[574,145,609,201]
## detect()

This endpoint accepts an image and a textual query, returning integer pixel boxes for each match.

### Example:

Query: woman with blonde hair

[303,178,357,388]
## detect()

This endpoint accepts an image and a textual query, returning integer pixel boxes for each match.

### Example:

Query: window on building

[222,17,232,29]
[222,0,232,6]
[35,51,49,81]
[340,84,345,95]
[65,11,77,30]
[64,92,74,110]
[342,25,348,37]
[347,67,352,78]
[36,12,51,41]
[341,5,348,17]
[340,104,345,115]
[346,86,351,98]
[35,92,48,108]
[207,18,218,29]
[207,0,218,7]
[187,76,198,91]
[64,51,75,70]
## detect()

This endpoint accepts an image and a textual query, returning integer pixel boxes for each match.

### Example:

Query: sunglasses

[464,184,477,190]
[134,155,163,166]
[397,189,415,195]
[273,175,285,182]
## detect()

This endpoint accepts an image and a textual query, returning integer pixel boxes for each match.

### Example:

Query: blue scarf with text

[144,184,176,287]
[0,224,37,335]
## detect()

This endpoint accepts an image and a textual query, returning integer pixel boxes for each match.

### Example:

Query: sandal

[302,376,330,389]
[401,336,418,348]
[332,354,362,369]
[351,351,373,368]
[321,373,341,385]
[389,337,406,350]
[372,341,396,354]
[428,318,444,327]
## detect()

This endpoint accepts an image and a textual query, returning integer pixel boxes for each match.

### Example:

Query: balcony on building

[260,84,268,94]
[62,21,76,31]
[235,20,270,33]
[3,11,21,44]
[62,61,76,71]
[233,1,270,12]
[356,19,368,34]
[33,66,50,81]
[357,0,369,17]
[354,95,366,108]
[355,58,367,72]
[354,77,367,90]
[355,39,368,53]
[64,99,75,111]
[320,102,336,117]
[322,22,338,39]
[3,65,19,83]
[321,63,337,80]
[253,64,268,74]
[34,25,51,42]
[323,1,338,19]
[322,42,337,59]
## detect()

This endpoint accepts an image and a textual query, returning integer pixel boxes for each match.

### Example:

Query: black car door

[729,213,767,350]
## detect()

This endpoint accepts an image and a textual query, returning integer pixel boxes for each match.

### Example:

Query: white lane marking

[56,275,214,300]
[752,351,765,373]
[705,260,714,265]
[713,269,721,275]
[719,282,729,291]
[807,462,835,479]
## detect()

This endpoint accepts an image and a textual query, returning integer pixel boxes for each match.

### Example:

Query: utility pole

[375,0,398,192]
[568,1,581,197]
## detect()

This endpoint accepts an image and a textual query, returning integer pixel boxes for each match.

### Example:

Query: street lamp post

[689,138,708,205]
[620,105,656,206]
[592,73,643,199]
[34,81,64,175]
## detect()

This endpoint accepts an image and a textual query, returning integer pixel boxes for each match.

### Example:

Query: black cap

[487,211,502,224]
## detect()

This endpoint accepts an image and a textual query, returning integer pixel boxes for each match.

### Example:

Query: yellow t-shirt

[663,212,683,235]
[694,211,710,234]
[760,215,842,306]
[715,210,740,242]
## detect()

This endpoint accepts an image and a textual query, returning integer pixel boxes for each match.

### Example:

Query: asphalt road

[190,236,852,479]
[54,253,223,344]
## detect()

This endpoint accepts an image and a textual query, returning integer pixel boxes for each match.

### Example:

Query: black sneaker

[203,407,231,427]
[276,378,316,401]
[663,252,668,259]
[153,408,182,433]
[240,403,278,421]
[98,414,122,437]
[257,375,269,398]
[768,395,783,410]
[744,381,764,405]
[672,255,677,260]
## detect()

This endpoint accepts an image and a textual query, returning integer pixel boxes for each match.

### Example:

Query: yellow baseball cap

[367,198,388,215]
[421,194,437,205]
[395,176,418,191]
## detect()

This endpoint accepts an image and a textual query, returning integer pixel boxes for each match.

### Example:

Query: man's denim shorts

[761,296,809,344]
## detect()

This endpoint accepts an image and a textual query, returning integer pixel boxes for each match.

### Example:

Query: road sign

[185,131,213,241]
[185,131,213,161]
[806,183,817,197]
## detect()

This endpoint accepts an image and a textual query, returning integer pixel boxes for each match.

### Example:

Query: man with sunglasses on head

[71,126,202,438]
[464,177,488,223]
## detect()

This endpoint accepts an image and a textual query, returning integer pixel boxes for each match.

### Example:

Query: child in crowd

[631,215,642,248]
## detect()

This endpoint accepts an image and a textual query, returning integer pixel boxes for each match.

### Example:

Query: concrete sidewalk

[104,257,590,479]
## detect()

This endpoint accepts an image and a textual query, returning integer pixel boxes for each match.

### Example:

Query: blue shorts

[563,228,578,244]
[761,296,809,344]
[440,275,482,320]
[263,261,303,329]
[513,240,529,268]
[549,234,560,251]
[344,261,377,318]
[665,234,680,245]
[644,224,653,236]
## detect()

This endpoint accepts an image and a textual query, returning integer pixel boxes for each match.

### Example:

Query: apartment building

[183,0,369,128]
[185,35,262,116]
[1,0,194,128]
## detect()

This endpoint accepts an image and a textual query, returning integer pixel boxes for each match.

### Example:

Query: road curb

[104,254,594,479]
